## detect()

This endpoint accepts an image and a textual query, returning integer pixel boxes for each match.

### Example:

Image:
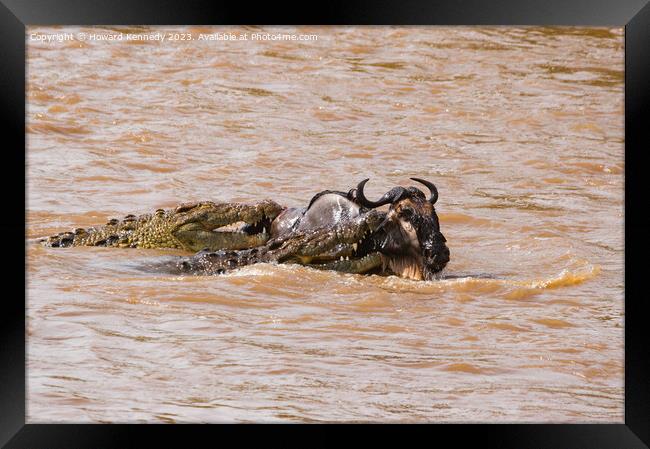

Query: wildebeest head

[355,178,450,280]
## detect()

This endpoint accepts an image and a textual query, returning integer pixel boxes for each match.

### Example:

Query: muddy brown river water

[26,26,624,422]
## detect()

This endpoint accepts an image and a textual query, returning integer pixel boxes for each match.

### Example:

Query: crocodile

[171,208,388,275]
[41,178,450,281]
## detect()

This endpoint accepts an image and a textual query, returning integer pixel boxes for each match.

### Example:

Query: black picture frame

[2,1,648,447]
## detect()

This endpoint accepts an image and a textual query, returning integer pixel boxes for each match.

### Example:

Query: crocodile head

[169,199,284,251]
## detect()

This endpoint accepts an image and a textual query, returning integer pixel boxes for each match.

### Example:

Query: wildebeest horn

[356,179,407,208]
[410,178,439,205]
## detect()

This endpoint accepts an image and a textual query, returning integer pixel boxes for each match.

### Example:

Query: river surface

[26,26,624,423]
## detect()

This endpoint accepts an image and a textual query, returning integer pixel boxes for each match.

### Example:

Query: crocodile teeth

[340,256,344,261]
[345,256,349,260]
[352,243,358,251]
[263,227,267,234]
